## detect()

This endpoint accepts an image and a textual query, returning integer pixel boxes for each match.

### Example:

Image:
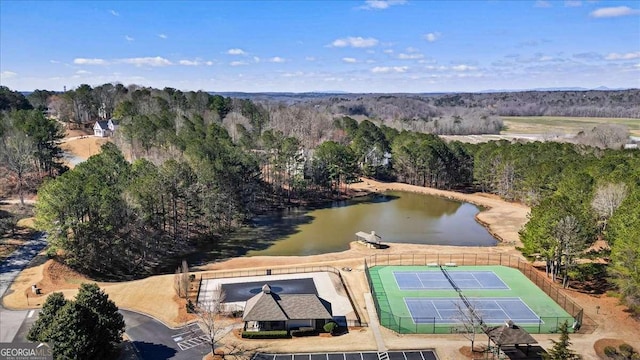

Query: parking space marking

[177,335,210,351]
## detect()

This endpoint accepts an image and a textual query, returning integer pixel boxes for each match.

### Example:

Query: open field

[501,116,640,136]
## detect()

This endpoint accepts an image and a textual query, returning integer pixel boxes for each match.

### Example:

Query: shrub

[619,343,636,357]
[291,328,317,337]
[186,299,195,313]
[604,346,618,357]
[241,330,289,339]
[323,321,337,333]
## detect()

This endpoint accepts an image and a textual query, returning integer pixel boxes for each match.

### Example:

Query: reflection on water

[187,191,497,264]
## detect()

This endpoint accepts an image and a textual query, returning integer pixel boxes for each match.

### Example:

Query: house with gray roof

[243,284,333,332]
[93,120,110,137]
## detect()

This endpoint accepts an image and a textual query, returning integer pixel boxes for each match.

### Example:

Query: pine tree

[543,321,581,360]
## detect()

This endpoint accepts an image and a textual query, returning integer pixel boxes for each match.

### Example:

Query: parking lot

[253,350,438,360]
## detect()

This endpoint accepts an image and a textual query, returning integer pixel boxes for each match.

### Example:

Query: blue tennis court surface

[404,297,541,324]
[394,270,509,290]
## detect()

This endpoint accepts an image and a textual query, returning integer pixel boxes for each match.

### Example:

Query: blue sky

[1,0,639,92]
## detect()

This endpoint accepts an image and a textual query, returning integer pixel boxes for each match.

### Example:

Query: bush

[323,321,337,333]
[604,346,618,357]
[241,330,289,339]
[290,328,317,337]
[619,343,636,357]
[186,299,195,313]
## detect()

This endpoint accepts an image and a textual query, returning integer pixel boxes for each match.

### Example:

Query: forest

[0,84,638,314]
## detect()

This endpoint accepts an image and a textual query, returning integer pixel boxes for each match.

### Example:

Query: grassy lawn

[501,116,640,136]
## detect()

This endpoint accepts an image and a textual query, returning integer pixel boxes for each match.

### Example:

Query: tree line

[0,87,66,206]
[3,84,638,314]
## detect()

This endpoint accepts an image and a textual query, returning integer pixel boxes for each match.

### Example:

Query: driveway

[0,233,47,342]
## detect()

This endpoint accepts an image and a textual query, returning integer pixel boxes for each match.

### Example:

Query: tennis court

[394,270,509,290]
[405,297,540,324]
[366,265,575,334]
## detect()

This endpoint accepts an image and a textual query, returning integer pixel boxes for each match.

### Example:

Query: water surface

[192,191,497,260]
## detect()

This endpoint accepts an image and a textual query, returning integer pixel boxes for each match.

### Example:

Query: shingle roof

[243,284,332,321]
[484,322,538,346]
[95,120,109,129]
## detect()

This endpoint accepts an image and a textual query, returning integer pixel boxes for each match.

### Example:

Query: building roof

[243,284,332,322]
[108,118,120,125]
[94,120,109,129]
[355,231,381,244]
[484,321,538,346]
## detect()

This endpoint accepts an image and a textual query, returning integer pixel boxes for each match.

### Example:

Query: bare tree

[173,260,190,298]
[194,284,227,357]
[591,183,628,233]
[453,299,484,352]
[1,132,36,207]
[553,215,588,288]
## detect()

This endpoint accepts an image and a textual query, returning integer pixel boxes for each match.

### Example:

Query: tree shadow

[131,341,177,360]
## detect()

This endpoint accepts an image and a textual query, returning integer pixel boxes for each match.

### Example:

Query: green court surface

[366,265,574,334]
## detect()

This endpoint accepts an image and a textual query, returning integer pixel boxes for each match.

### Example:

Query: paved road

[121,310,211,360]
[0,233,47,342]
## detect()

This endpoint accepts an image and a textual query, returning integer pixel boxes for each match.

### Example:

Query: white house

[93,120,110,137]
[107,119,119,133]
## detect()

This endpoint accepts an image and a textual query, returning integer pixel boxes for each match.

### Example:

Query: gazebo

[355,231,382,248]
[484,321,539,359]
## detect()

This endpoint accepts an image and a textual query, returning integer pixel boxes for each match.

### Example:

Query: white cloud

[253,56,261,63]
[360,0,407,10]
[342,57,358,63]
[119,56,172,67]
[230,61,247,66]
[282,71,305,77]
[125,35,134,42]
[397,53,424,60]
[158,34,168,39]
[205,61,214,66]
[227,48,247,55]
[606,51,640,60]
[406,47,420,53]
[534,0,552,8]
[371,66,408,73]
[635,63,640,68]
[305,56,316,61]
[179,59,200,66]
[73,58,108,65]
[49,60,60,64]
[451,64,477,71]
[564,0,582,7]
[1,71,18,79]
[109,9,119,16]
[75,70,91,75]
[590,6,640,18]
[269,56,286,63]
[383,49,394,54]
[330,36,379,48]
[424,32,441,42]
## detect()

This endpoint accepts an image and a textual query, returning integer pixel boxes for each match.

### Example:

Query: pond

[187,191,497,264]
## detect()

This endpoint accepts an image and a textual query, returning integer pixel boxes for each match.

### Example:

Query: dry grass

[60,136,109,163]
[501,116,640,136]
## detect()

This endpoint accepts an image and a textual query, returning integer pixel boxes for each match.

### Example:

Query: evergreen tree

[543,321,581,360]
[26,284,125,360]
[27,292,67,343]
